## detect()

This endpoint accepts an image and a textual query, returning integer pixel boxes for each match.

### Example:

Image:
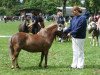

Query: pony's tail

[9,36,14,59]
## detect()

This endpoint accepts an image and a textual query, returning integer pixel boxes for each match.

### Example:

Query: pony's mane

[46,23,58,30]
[37,23,58,36]
[37,28,47,37]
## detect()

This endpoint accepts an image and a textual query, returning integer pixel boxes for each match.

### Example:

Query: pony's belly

[22,46,44,52]
[23,49,42,52]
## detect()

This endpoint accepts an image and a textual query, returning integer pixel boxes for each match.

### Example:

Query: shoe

[71,65,77,69]
[67,65,76,69]
[61,40,64,42]
[77,67,84,69]
[71,67,76,69]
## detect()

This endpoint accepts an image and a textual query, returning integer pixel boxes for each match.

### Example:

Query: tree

[67,0,81,6]
[0,0,99,16]
[62,0,67,17]
[0,7,6,15]
[85,0,100,14]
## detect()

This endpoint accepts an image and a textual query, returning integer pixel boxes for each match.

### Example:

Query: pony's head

[57,24,64,31]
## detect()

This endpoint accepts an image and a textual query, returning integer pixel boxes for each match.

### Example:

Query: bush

[0,7,6,15]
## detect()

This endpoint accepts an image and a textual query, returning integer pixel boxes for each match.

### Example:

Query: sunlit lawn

[0,21,100,75]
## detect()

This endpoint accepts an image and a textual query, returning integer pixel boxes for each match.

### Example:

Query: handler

[64,6,87,69]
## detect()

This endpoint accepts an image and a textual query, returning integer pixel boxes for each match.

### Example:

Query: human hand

[67,32,71,36]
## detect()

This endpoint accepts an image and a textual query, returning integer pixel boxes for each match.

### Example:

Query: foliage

[0,7,6,15]
[67,0,81,6]
[0,0,100,15]
[1,0,18,8]
[23,0,57,14]
[85,0,100,14]
[45,2,57,14]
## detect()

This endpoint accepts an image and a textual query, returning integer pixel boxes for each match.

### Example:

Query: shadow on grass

[15,64,100,71]
[20,65,67,71]
[85,65,100,69]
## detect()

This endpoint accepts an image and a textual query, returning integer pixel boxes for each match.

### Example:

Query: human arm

[63,19,72,34]
[28,19,36,27]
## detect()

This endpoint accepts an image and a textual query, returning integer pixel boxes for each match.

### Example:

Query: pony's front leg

[44,51,48,68]
[39,52,44,67]
[96,36,99,46]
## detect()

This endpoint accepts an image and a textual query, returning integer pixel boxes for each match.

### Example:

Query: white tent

[57,6,86,16]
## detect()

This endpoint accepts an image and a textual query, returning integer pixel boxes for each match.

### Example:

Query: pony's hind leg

[11,51,20,69]
[14,47,21,69]
[11,55,15,69]
[10,46,20,69]
[9,44,15,69]
[15,56,20,69]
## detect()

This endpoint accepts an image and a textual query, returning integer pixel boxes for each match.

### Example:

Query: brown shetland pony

[9,24,61,69]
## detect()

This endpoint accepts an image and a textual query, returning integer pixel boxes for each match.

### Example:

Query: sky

[20,0,23,3]
[80,0,85,4]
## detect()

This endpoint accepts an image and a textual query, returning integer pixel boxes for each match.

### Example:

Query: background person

[28,11,45,34]
[57,11,65,42]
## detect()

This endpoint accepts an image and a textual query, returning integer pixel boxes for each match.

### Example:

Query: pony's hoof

[44,65,48,68]
[16,66,21,69]
[11,66,14,69]
[39,64,42,67]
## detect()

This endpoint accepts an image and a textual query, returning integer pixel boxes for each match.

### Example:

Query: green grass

[0,21,100,75]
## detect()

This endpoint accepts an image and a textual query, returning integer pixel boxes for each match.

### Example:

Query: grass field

[0,21,100,75]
